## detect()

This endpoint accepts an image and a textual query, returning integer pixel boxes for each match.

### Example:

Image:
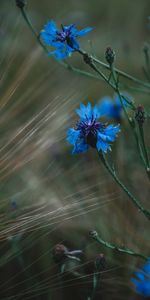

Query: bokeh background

[0,0,150,299]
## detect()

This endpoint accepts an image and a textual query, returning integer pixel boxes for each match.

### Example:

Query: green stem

[87,272,99,300]
[92,56,150,90]
[138,125,150,175]
[99,152,150,220]
[110,65,150,179]
[143,45,150,82]
[90,231,148,261]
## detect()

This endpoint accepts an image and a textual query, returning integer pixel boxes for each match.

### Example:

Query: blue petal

[65,45,75,56]
[40,31,54,46]
[96,138,111,153]
[67,128,81,145]
[73,139,89,154]
[103,124,120,141]
[76,102,92,120]
[131,278,150,297]
[44,20,58,35]
[134,271,145,281]
[143,260,150,275]
[76,103,101,121]
[53,50,67,60]
[98,97,114,117]
[77,27,93,37]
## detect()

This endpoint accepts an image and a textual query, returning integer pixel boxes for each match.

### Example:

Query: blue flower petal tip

[131,259,150,297]
[67,102,120,154]
[40,20,92,60]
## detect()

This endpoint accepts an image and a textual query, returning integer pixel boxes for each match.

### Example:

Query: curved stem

[90,231,148,261]
[98,152,150,220]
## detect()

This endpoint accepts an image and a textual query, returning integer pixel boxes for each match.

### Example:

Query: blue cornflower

[67,102,120,154]
[131,259,150,297]
[41,20,92,60]
[98,93,130,121]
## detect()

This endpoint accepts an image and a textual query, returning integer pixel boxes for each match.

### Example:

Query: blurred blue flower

[41,21,92,60]
[131,259,150,297]
[67,102,120,154]
[98,93,130,121]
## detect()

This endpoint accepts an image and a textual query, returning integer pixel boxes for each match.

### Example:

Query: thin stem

[90,231,148,261]
[143,45,150,82]
[138,125,150,174]
[92,55,150,90]
[87,272,99,300]
[98,152,150,220]
[110,65,150,179]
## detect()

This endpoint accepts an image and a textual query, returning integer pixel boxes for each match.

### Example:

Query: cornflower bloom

[131,259,150,297]
[41,20,92,59]
[98,93,130,121]
[67,102,120,154]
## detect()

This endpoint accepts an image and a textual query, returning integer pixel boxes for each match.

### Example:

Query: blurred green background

[0,0,150,299]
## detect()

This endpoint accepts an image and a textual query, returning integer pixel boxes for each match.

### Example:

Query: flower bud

[52,244,68,263]
[135,105,146,125]
[95,253,106,271]
[16,0,26,8]
[89,230,98,239]
[105,47,115,65]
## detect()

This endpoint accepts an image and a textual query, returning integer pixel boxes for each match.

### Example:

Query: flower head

[98,93,131,121]
[41,21,92,60]
[131,259,150,297]
[67,102,120,154]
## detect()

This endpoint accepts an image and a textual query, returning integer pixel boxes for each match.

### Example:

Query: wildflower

[131,259,150,297]
[40,20,92,59]
[98,93,130,121]
[67,103,120,154]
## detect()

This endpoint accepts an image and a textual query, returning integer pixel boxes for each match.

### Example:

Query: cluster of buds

[16,0,26,8]
[135,105,146,125]
[105,47,115,65]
